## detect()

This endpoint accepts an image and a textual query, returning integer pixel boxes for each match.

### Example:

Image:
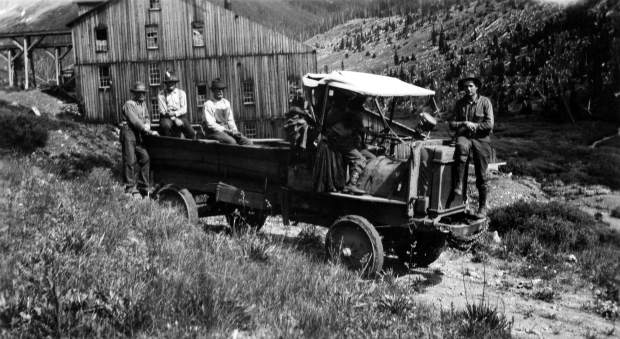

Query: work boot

[475,187,488,219]
[343,170,367,195]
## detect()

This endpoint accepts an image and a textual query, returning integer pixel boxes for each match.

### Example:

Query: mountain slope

[0,0,75,33]
[306,0,620,121]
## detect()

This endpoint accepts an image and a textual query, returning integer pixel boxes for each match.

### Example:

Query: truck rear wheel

[157,185,199,225]
[325,215,384,278]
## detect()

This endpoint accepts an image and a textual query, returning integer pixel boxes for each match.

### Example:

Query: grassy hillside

[0,157,513,338]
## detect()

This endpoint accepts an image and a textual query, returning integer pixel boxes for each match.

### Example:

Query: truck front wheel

[325,215,384,278]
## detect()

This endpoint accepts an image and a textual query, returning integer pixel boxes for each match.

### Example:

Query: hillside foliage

[307,0,619,123]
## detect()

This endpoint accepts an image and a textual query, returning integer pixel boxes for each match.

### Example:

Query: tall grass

[0,157,506,337]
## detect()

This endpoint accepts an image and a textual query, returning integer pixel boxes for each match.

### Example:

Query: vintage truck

[144,71,487,277]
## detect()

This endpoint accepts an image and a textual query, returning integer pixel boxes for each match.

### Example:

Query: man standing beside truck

[120,81,158,197]
[449,75,494,218]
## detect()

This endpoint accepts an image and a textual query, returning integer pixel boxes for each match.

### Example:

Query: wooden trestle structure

[0,30,73,89]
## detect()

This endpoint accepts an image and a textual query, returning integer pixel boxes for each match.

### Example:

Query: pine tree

[394,51,399,65]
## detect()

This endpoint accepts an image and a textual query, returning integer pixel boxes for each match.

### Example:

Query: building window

[148,63,160,86]
[196,83,208,107]
[150,88,160,121]
[98,66,111,89]
[149,0,160,10]
[95,26,108,52]
[146,25,159,49]
[244,122,257,138]
[192,21,205,47]
[242,79,255,105]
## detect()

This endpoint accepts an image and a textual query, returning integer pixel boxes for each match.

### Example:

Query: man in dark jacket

[323,92,373,195]
[121,81,158,197]
[449,75,494,218]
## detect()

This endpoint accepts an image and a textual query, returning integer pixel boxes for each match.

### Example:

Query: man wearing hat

[121,81,158,196]
[448,75,494,218]
[157,71,196,139]
[202,78,252,145]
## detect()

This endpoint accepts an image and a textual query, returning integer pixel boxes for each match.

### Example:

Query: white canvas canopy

[302,71,435,97]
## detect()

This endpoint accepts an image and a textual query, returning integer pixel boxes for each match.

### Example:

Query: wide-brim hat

[163,71,179,83]
[210,78,227,90]
[130,81,147,93]
[458,75,482,89]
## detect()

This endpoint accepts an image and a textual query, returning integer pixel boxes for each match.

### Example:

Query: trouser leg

[120,127,138,192]
[176,116,196,139]
[342,148,367,194]
[159,117,174,136]
[472,139,491,213]
[453,136,472,195]
[206,130,238,144]
[342,148,366,175]
[135,143,150,192]
[233,133,253,145]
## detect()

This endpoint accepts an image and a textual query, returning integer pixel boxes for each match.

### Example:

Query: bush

[490,201,604,253]
[0,113,57,153]
[488,201,620,307]
[441,299,512,338]
[586,149,620,189]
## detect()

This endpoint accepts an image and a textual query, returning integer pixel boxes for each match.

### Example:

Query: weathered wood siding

[72,0,317,138]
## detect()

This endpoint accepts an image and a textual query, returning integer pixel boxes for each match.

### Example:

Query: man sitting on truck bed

[202,79,252,145]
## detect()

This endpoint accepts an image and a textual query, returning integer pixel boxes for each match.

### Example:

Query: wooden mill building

[68,0,317,138]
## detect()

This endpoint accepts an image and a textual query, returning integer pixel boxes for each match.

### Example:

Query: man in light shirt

[158,72,196,139]
[202,78,252,145]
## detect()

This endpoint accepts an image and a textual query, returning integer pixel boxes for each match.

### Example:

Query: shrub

[0,114,50,153]
[441,300,512,338]
[488,201,620,310]
[490,201,603,253]
[586,149,620,189]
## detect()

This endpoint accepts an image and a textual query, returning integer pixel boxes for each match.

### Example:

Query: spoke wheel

[325,215,384,278]
[157,185,198,224]
[225,208,267,234]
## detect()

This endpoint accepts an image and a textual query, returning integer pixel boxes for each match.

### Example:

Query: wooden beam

[11,50,23,62]
[0,30,70,39]
[54,48,60,85]
[29,45,37,88]
[44,49,55,59]
[60,46,72,60]
[27,36,44,52]
[23,37,28,90]
[8,50,13,87]
[11,38,24,51]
